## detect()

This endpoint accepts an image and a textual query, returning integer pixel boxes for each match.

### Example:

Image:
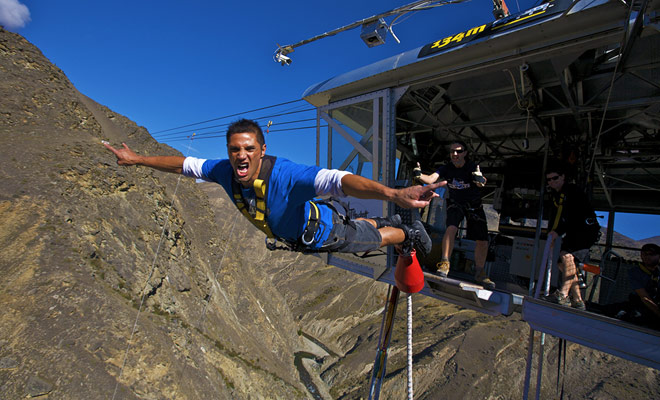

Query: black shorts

[319,212,383,253]
[561,221,599,253]
[446,201,489,241]
[561,235,595,254]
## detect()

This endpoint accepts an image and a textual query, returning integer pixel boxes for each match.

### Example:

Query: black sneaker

[400,220,432,257]
[571,299,586,311]
[546,290,571,307]
[372,214,402,229]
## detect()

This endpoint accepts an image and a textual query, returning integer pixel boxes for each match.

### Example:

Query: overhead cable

[164,125,328,142]
[150,98,305,134]
[153,108,316,139]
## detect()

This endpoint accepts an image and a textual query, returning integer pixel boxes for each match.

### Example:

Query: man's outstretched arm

[104,142,185,174]
[341,174,444,209]
[414,162,441,185]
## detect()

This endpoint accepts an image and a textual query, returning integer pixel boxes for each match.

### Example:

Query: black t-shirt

[435,160,482,204]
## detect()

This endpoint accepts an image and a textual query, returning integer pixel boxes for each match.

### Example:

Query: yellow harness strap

[551,193,565,231]
[253,179,268,222]
[233,178,274,238]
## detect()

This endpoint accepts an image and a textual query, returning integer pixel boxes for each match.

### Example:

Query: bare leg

[360,218,405,247]
[474,240,488,269]
[378,226,405,247]
[442,225,458,259]
[358,217,377,228]
[558,252,582,301]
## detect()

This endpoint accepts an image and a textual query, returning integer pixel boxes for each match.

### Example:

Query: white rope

[111,134,196,400]
[406,293,413,400]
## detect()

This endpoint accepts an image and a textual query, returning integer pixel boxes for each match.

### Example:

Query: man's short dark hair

[227,118,265,147]
[642,243,660,255]
[545,162,566,176]
[449,140,468,151]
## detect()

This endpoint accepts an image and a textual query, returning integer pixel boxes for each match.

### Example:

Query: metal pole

[535,333,546,400]
[522,327,536,400]
[528,118,551,295]
[368,286,400,400]
[605,211,615,253]
[534,240,552,299]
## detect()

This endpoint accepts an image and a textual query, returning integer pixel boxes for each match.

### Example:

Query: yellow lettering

[430,23,487,50]
[466,24,486,37]
[431,36,452,49]
[451,32,465,43]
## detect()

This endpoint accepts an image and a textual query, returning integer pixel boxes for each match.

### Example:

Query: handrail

[594,249,624,305]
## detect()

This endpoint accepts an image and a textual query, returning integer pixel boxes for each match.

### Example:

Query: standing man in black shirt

[416,141,494,289]
[545,164,600,311]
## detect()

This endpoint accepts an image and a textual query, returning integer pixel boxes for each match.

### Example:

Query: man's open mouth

[236,162,249,177]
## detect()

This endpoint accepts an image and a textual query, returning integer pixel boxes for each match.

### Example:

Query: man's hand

[393,182,445,209]
[102,141,185,173]
[413,162,422,180]
[103,142,143,166]
[472,165,487,186]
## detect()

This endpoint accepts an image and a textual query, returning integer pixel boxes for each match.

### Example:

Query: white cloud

[0,0,31,31]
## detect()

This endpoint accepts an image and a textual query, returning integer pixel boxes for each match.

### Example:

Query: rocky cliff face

[1,27,659,400]
[0,27,311,399]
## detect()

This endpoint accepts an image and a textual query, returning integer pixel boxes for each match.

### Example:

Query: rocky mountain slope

[0,27,311,399]
[1,27,659,399]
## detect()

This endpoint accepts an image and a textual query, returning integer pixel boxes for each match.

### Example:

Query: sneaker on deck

[571,298,586,311]
[436,260,450,277]
[547,290,571,307]
[474,268,495,290]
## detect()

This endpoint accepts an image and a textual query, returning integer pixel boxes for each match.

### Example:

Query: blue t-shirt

[200,158,335,248]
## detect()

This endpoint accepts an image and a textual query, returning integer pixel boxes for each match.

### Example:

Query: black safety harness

[447,198,486,222]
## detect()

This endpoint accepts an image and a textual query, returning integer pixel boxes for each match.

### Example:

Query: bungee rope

[369,288,417,399]
[406,293,413,400]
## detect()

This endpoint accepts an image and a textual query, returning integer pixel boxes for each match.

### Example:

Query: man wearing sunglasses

[415,141,494,289]
[545,165,600,311]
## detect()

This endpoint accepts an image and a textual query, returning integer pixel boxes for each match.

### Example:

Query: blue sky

[3,0,659,241]
[9,0,543,162]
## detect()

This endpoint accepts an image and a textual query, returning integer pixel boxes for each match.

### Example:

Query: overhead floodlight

[273,44,294,66]
[275,51,292,66]
[360,18,388,48]
[272,1,450,64]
